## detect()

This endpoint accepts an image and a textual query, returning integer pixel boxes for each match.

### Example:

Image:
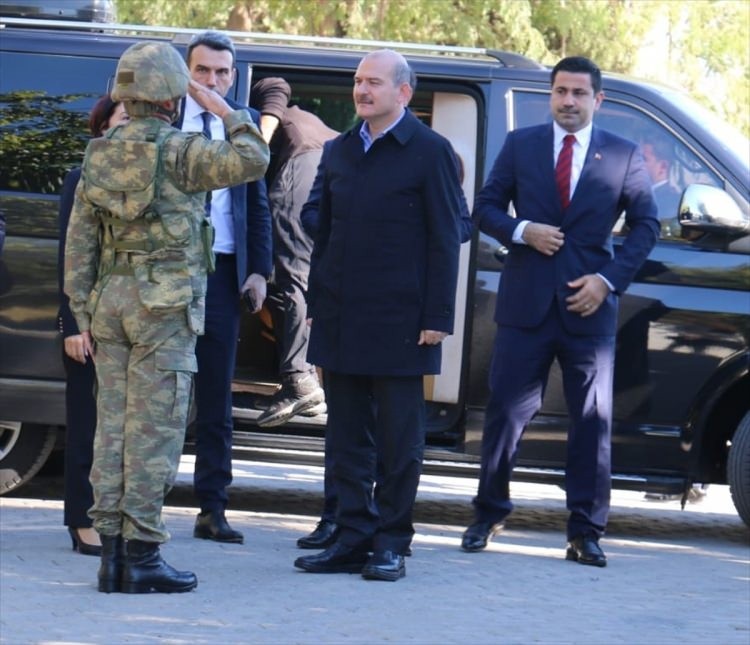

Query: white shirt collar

[553,121,593,151]
[184,94,207,127]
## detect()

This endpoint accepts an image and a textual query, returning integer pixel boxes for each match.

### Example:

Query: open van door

[424,91,478,405]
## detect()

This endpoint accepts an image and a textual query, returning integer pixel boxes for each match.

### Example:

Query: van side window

[263,77,439,132]
[512,90,723,240]
[0,53,114,195]
[277,80,358,132]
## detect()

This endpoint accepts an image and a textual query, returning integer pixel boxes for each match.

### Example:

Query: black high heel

[68,527,103,557]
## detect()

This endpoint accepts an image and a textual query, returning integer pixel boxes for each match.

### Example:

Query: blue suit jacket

[475,123,659,336]
[176,98,272,286]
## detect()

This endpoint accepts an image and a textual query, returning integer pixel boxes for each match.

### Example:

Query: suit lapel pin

[594,152,602,160]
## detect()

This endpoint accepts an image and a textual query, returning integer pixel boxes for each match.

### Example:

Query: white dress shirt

[182,94,235,254]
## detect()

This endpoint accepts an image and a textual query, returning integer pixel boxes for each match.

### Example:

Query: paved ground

[1,457,749,645]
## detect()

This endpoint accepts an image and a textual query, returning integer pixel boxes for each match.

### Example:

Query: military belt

[110,265,135,276]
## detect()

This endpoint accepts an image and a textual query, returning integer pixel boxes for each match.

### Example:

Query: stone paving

[1,458,748,645]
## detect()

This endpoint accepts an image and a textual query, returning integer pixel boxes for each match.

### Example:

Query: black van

[1,16,749,527]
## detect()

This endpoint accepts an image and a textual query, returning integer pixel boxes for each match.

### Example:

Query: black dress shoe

[566,535,607,567]
[193,511,244,544]
[461,520,504,552]
[294,542,370,573]
[361,550,405,581]
[297,520,340,549]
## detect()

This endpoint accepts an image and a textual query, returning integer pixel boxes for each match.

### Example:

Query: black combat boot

[98,534,125,593]
[121,540,197,594]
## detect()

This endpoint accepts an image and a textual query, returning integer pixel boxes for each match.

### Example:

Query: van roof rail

[0,17,544,68]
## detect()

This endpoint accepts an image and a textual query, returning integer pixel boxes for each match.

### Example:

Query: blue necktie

[201,111,212,140]
[201,112,213,214]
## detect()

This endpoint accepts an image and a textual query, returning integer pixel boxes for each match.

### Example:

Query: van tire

[0,422,57,495]
[728,411,750,529]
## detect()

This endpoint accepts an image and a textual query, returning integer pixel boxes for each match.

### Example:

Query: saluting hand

[187,79,232,119]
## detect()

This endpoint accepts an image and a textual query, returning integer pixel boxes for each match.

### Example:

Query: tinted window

[253,74,437,134]
[0,52,116,194]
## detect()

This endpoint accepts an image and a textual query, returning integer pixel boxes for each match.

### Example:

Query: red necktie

[555,134,576,209]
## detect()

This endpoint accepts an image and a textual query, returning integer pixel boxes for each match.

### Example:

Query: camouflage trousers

[88,274,199,542]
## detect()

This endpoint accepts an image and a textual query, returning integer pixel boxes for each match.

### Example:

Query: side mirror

[679,184,749,235]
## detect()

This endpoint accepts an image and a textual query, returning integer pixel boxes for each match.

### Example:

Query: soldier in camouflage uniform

[64,41,269,594]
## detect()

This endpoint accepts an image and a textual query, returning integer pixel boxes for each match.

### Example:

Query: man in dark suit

[178,31,272,544]
[461,56,659,566]
[293,49,463,581]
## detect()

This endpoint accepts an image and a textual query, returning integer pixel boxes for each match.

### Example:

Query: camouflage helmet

[112,41,189,103]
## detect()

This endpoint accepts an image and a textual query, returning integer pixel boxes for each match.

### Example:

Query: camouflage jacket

[64,111,269,333]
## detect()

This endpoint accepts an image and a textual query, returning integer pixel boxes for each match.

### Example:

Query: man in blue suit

[178,31,272,544]
[294,49,463,581]
[461,56,659,566]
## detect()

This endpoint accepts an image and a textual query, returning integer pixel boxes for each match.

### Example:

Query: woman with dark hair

[57,95,129,555]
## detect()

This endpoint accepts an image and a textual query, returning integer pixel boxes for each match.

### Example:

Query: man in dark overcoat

[294,49,464,581]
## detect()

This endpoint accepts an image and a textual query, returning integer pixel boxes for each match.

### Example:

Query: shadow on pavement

[10,470,749,546]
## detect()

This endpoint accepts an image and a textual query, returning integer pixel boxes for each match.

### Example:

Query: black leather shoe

[294,542,370,573]
[461,520,504,552]
[361,550,405,581]
[566,535,607,567]
[297,520,340,549]
[193,511,244,544]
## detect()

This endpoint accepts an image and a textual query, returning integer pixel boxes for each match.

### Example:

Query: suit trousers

[320,418,338,522]
[193,254,241,513]
[62,350,97,528]
[475,302,614,539]
[325,371,425,554]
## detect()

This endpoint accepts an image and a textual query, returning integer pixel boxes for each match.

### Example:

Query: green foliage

[116,0,236,29]
[661,0,749,137]
[530,0,662,70]
[112,0,749,136]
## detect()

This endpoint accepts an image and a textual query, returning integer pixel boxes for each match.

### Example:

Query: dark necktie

[555,134,576,209]
[200,111,212,140]
[201,111,213,213]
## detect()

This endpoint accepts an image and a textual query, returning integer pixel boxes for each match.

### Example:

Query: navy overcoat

[307,110,463,376]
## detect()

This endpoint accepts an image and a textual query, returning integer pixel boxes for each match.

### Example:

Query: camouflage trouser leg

[89,275,198,543]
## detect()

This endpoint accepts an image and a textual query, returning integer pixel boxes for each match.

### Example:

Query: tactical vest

[81,119,214,328]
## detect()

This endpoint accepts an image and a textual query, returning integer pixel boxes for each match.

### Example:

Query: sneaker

[298,401,327,417]
[252,396,325,417]
[256,373,325,428]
